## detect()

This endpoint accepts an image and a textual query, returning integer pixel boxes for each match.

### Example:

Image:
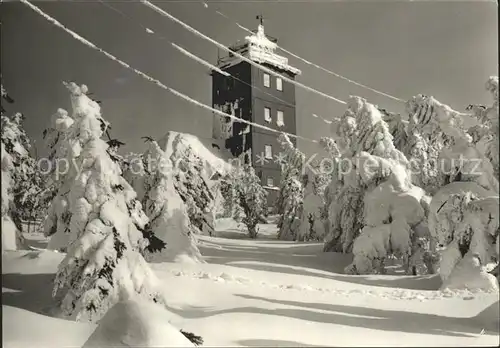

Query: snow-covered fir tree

[48,82,164,322]
[404,95,457,195]
[232,164,267,239]
[466,77,499,183]
[276,133,305,241]
[158,132,219,236]
[321,110,364,253]
[1,142,22,251]
[426,77,499,290]
[276,173,303,241]
[317,96,430,275]
[296,173,326,242]
[378,108,408,152]
[139,140,204,263]
[218,173,244,221]
[42,108,76,251]
[121,151,148,201]
[1,83,39,250]
[276,134,326,242]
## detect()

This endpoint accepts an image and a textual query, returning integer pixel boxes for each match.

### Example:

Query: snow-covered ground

[2,224,499,347]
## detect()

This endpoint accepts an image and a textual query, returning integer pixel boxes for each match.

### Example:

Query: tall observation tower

[211,17,301,208]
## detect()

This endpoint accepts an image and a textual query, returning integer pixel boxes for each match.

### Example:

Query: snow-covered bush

[430,188,498,290]
[440,251,498,292]
[140,140,204,263]
[49,82,164,322]
[232,164,267,238]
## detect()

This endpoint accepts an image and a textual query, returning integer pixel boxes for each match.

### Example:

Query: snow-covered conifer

[159,132,218,236]
[277,173,303,241]
[296,173,326,242]
[276,133,305,240]
[218,173,243,221]
[425,79,499,289]
[43,107,84,250]
[466,77,499,182]
[140,140,204,263]
[1,83,37,250]
[232,164,267,238]
[49,82,162,322]
[318,97,428,275]
[379,108,408,152]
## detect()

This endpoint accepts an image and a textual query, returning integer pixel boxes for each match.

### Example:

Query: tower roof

[218,24,301,76]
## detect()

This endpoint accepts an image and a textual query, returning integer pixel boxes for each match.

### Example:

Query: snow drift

[82,297,195,348]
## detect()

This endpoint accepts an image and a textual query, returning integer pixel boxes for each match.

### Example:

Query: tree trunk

[247,224,258,239]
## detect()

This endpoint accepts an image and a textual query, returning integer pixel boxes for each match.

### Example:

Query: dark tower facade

[211,24,301,209]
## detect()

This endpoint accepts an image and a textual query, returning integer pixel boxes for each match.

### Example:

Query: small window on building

[264,107,272,123]
[277,110,284,127]
[263,73,271,88]
[267,177,274,187]
[276,77,283,91]
[264,145,272,159]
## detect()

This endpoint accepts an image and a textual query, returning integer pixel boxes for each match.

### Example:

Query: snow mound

[2,305,95,348]
[82,297,195,348]
[158,131,230,180]
[2,249,65,274]
[440,253,499,292]
[214,218,242,232]
[473,300,500,332]
[2,215,19,252]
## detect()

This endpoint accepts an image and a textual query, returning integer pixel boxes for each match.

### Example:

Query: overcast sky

[1,0,498,158]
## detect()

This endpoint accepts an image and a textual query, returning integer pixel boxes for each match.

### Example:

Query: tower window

[264,107,272,123]
[264,145,273,159]
[263,73,271,88]
[267,177,274,187]
[277,110,284,127]
[276,77,283,91]
[226,77,234,91]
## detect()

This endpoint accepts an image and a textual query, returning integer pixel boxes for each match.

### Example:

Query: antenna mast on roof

[256,14,264,26]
